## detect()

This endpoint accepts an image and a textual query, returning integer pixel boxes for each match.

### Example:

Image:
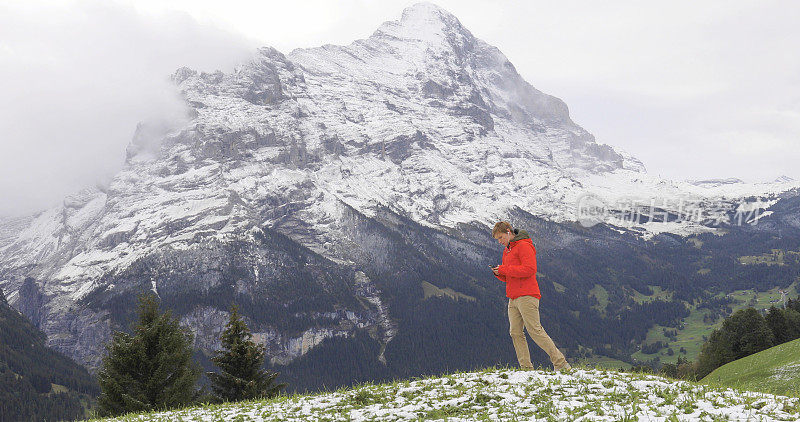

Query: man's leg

[516,296,571,371]
[508,298,533,369]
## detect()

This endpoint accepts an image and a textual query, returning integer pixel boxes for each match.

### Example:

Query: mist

[0,1,259,217]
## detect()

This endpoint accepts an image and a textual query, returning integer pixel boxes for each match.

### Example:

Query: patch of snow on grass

[96,367,800,422]
[771,362,800,382]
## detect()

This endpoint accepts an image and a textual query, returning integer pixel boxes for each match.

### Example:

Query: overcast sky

[1,0,798,217]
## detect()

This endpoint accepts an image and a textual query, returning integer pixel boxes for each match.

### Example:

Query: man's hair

[492,221,513,237]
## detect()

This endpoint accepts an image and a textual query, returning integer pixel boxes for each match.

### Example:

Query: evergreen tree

[696,307,774,379]
[696,327,734,379]
[765,306,789,344]
[784,308,800,342]
[95,292,201,417]
[207,305,287,402]
[675,356,697,381]
[787,297,800,314]
[723,308,774,357]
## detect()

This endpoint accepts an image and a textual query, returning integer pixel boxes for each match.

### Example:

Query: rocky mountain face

[1,3,799,389]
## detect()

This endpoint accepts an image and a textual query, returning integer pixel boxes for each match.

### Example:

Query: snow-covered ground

[96,367,800,421]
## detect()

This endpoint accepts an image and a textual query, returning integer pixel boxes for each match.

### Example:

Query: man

[491,221,571,372]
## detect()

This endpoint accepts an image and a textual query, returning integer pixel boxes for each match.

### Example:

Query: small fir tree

[95,292,201,417]
[207,305,287,402]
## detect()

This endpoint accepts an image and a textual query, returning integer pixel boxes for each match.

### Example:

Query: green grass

[633,281,800,364]
[632,301,717,363]
[589,284,609,313]
[700,338,800,398]
[576,355,631,370]
[738,249,800,266]
[722,281,799,312]
[50,383,70,394]
[629,285,673,304]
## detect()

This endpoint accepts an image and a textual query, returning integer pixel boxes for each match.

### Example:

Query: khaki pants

[508,295,571,370]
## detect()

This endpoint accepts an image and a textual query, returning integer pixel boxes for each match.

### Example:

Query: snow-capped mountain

[1,2,798,375]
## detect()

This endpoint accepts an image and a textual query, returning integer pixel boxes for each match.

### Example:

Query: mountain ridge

[1,2,800,387]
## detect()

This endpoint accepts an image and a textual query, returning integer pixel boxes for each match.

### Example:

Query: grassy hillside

[700,338,800,398]
[88,365,800,421]
[630,281,800,365]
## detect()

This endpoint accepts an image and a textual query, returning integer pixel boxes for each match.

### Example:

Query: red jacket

[495,236,541,299]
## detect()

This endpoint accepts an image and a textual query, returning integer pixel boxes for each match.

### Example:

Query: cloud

[0,1,259,217]
[471,0,800,182]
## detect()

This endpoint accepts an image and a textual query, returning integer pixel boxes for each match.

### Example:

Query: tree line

[0,290,99,422]
[93,292,287,418]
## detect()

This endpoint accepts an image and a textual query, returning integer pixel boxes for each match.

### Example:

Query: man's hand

[492,265,500,276]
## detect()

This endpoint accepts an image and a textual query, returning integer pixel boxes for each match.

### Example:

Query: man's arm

[497,243,537,278]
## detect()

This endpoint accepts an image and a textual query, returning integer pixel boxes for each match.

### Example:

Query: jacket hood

[507,229,533,249]
[511,229,530,243]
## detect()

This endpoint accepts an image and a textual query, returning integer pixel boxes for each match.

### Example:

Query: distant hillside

[700,338,800,398]
[0,289,99,421]
[89,366,800,421]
